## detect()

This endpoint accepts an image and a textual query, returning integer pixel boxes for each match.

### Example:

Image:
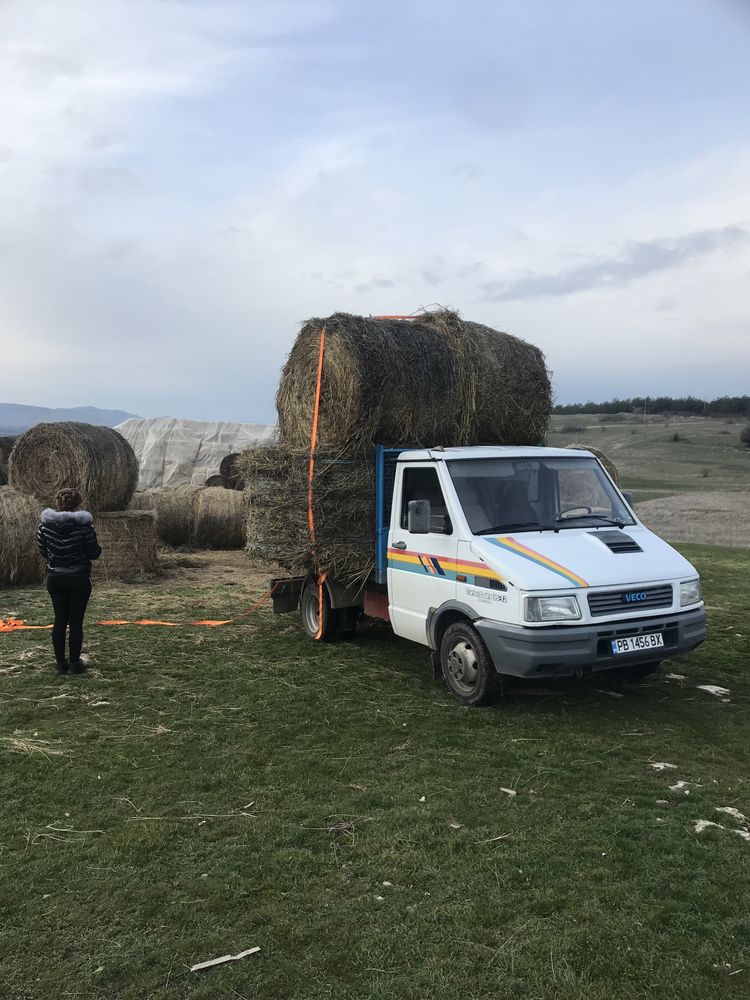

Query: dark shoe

[69,660,87,675]
[55,661,69,675]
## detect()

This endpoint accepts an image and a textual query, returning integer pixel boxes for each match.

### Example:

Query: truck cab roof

[396,445,594,462]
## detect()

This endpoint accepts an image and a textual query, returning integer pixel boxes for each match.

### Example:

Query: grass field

[1,546,749,999]
[547,413,749,499]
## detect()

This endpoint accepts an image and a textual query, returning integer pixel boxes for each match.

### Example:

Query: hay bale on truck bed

[0,487,44,586]
[276,310,551,453]
[192,487,246,549]
[92,510,158,581]
[9,422,138,511]
[239,445,375,584]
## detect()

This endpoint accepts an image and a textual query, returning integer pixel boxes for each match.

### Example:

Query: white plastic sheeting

[115,417,277,489]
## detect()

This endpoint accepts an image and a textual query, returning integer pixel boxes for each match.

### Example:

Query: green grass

[548,413,749,499]
[1,545,750,999]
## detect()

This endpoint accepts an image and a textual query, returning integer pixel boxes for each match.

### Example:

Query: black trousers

[47,574,92,664]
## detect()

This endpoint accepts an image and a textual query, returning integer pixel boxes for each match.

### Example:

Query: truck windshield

[447,457,636,535]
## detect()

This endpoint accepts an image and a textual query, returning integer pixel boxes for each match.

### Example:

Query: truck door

[387,464,457,645]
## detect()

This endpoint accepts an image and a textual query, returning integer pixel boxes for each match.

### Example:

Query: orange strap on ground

[0,584,280,633]
[307,323,326,546]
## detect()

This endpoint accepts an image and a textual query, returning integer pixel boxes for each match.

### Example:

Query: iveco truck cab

[277,446,707,705]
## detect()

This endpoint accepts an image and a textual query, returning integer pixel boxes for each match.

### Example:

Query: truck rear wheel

[300,581,338,642]
[440,621,501,706]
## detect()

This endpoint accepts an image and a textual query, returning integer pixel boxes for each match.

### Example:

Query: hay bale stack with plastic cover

[192,487,246,549]
[9,422,138,511]
[239,445,375,583]
[277,310,551,452]
[92,511,158,581]
[0,487,44,585]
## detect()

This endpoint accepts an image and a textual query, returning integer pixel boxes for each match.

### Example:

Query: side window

[400,467,452,534]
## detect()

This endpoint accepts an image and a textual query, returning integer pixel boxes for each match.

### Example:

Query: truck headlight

[524,596,581,622]
[680,579,702,607]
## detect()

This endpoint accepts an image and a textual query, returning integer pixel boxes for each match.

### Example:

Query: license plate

[611,633,664,655]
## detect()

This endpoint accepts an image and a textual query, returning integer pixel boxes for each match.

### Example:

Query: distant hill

[0,403,138,435]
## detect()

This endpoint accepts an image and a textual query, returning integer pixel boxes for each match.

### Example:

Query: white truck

[273,446,707,705]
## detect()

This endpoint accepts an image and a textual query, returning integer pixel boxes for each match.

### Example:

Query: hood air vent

[589,530,642,554]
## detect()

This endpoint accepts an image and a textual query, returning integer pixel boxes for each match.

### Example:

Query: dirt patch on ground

[636,491,749,548]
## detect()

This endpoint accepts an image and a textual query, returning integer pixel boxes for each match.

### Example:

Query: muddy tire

[440,621,501,706]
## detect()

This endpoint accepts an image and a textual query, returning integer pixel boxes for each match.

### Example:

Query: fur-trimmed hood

[40,508,93,525]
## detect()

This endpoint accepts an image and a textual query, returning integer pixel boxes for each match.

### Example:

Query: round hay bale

[192,487,245,549]
[276,310,551,452]
[219,452,244,489]
[92,510,159,582]
[0,487,44,586]
[205,474,233,489]
[129,487,200,547]
[0,436,17,464]
[9,422,138,511]
[0,462,7,486]
[565,444,620,485]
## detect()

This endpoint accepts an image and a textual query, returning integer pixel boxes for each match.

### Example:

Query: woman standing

[36,488,101,675]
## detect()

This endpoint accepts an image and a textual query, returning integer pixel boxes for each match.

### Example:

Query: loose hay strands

[9,422,138,511]
[192,487,246,550]
[92,510,159,582]
[0,487,44,586]
[240,445,375,585]
[276,310,551,453]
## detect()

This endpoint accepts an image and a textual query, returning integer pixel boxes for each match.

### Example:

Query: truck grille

[587,585,673,617]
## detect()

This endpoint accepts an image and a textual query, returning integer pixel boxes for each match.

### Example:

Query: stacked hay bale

[205,474,233,489]
[8,422,151,583]
[193,487,246,549]
[0,487,45,585]
[129,486,246,549]
[92,511,158,581]
[241,309,552,584]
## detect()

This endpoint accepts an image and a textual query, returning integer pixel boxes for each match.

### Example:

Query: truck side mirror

[407,499,431,534]
[622,490,634,506]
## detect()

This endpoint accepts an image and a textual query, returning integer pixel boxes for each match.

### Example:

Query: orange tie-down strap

[0,584,280,633]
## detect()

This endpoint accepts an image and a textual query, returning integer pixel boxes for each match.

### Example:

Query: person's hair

[57,488,83,512]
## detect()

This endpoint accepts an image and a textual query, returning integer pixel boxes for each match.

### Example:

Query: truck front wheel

[300,581,338,642]
[440,621,501,706]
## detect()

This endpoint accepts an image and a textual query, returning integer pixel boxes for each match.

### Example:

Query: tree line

[553,396,750,417]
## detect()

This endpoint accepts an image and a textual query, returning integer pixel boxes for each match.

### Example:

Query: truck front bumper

[475,608,707,679]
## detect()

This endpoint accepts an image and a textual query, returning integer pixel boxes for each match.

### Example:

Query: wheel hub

[446,640,478,691]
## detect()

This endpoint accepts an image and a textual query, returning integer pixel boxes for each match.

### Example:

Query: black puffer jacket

[36,509,102,577]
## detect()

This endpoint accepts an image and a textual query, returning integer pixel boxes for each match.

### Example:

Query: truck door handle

[392,541,407,550]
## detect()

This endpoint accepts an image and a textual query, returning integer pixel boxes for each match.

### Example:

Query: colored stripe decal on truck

[486,536,588,588]
[387,549,504,585]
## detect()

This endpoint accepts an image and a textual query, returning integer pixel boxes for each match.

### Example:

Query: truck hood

[470,525,697,591]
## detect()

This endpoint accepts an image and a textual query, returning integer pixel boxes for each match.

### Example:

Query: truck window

[400,467,452,534]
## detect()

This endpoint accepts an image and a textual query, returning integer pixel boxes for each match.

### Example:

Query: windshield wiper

[477,521,547,535]
[554,513,626,528]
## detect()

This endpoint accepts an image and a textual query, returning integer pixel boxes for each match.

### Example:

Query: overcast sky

[1,0,749,422]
